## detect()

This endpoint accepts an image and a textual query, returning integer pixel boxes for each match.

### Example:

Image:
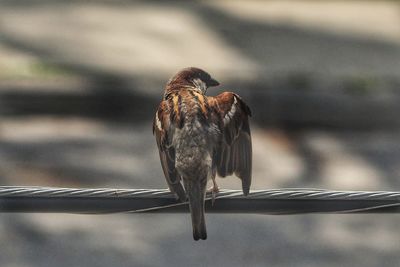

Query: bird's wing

[153,100,186,201]
[208,92,252,195]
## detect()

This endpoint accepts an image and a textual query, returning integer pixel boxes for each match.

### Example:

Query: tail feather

[192,213,207,241]
[185,179,207,241]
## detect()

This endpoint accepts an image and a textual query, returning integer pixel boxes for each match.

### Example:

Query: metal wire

[0,186,400,214]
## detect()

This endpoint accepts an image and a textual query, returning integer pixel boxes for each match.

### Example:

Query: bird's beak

[208,78,220,87]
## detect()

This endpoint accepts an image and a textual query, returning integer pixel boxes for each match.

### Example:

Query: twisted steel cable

[0,186,400,214]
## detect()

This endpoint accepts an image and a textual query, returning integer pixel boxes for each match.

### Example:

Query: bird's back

[165,89,218,176]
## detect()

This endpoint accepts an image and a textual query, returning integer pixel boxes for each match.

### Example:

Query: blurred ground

[1,1,400,266]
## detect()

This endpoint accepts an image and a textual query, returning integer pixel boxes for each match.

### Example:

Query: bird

[153,67,252,240]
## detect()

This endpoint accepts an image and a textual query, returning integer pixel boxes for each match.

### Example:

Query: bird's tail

[185,179,207,240]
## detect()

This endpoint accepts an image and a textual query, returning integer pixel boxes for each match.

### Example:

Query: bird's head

[166,67,220,95]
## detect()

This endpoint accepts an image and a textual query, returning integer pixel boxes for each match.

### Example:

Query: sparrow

[153,67,252,240]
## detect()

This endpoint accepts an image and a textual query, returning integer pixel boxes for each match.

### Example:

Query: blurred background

[1,0,400,266]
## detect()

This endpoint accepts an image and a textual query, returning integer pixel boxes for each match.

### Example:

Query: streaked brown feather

[153,100,187,201]
[208,92,252,195]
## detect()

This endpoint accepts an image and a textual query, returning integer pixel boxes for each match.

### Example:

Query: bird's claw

[207,185,219,206]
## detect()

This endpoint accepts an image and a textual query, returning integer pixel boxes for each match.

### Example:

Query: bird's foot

[207,184,220,206]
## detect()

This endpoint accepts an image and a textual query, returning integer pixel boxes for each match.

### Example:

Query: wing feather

[209,92,252,195]
[153,101,186,201]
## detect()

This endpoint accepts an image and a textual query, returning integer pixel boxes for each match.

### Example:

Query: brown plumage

[153,67,252,240]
